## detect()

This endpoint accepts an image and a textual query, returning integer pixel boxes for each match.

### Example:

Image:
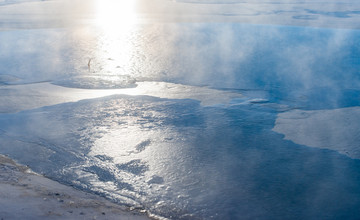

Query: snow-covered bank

[0,154,150,220]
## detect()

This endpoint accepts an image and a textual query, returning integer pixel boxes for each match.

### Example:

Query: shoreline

[0,154,151,220]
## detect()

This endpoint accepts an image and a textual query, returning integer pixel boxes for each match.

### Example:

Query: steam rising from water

[1,0,360,219]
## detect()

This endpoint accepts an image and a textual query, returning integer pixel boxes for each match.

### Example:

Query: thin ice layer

[273,107,360,159]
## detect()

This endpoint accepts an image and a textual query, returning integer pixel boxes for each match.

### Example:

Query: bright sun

[95,0,137,30]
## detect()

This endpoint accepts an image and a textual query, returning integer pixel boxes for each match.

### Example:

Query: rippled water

[1,0,360,219]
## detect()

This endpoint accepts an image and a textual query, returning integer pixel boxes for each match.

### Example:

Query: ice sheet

[2,93,360,219]
[273,107,360,159]
[0,81,242,113]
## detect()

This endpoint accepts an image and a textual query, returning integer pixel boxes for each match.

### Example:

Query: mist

[1,0,360,219]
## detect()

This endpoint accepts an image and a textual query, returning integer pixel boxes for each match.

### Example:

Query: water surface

[1,0,360,219]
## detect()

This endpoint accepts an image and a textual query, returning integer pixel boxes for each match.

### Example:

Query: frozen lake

[1,0,360,219]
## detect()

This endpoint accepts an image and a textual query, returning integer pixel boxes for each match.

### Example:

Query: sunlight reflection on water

[59,0,143,89]
[93,0,139,76]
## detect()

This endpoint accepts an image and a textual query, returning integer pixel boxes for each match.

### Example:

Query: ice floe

[273,107,360,159]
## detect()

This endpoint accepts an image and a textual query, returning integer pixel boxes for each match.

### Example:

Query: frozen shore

[0,154,150,220]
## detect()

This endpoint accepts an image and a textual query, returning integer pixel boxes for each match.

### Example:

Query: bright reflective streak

[89,0,140,87]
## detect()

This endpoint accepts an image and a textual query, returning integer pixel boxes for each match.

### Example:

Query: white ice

[273,107,360,159]
[0,81,242,113]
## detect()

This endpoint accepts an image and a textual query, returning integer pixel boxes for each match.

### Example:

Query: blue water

[1,1,360,219]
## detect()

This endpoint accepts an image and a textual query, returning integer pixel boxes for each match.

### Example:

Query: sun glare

[84,0,142,90]
[95,0,137,30]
